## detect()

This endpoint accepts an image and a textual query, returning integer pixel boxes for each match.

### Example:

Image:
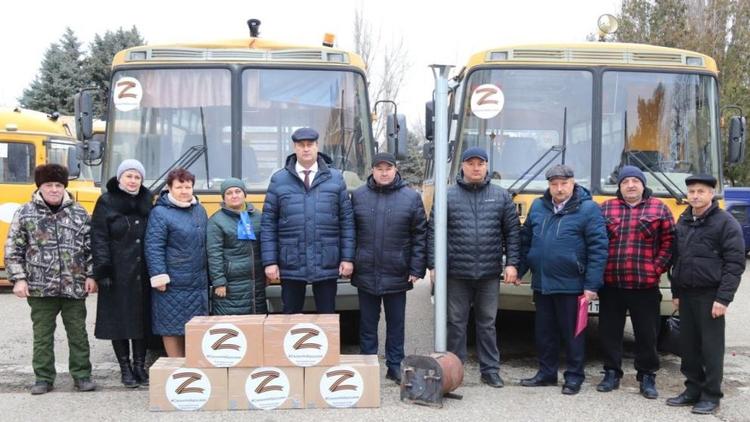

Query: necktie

[303,170,311,190]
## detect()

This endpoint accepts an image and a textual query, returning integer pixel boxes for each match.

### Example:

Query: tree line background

[17,1,750,186]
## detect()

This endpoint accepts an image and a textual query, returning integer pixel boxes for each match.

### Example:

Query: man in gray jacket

[427,147,521,388]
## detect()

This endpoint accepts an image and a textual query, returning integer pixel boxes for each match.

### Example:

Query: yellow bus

[75,20,398,332]
[0,108,100,284]
[424,42,746,319]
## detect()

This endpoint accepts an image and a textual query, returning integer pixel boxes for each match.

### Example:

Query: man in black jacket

[666,174,745,415]
[427,147,521,388]
[351,152,427,385]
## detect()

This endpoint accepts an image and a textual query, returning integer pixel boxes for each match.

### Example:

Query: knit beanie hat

[34,164,68,187]
[117,159,146,181]
[221,177,247,196]
[617,165,647,187]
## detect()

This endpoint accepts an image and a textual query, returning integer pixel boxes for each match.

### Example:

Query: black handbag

[658,312,681,356]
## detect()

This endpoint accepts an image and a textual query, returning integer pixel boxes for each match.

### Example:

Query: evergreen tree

[84,26,145,117]
[398,132,426,190]
[19,27,85,114]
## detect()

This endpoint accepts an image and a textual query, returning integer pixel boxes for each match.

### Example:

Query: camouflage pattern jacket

[4,191,93,299]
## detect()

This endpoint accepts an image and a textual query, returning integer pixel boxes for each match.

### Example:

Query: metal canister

[400,351,464,408]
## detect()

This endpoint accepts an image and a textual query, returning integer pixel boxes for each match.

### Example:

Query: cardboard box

[304,354,380,409]
[263,314,340,367]
[185,315,265,368]
[227,366,304,410]
[149,357,228,412]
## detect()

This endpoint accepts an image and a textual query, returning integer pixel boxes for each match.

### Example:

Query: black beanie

[34,164,69,188]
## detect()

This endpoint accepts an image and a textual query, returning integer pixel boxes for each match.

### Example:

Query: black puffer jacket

[351,173,427,295]
[671,200,746,305]
[427,172,521,280]
[91,177,153,339]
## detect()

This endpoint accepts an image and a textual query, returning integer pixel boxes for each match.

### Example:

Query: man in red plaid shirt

[596,165,675,400]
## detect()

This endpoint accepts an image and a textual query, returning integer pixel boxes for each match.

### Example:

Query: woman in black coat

[91,159,152,388]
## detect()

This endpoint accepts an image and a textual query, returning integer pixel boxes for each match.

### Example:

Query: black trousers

[533,292,586,385]
[599,286,661,378]
[679,289,725,403]
[358,290,406,373]
[281,279,337,314]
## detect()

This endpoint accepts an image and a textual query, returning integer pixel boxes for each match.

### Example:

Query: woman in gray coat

[206,178,267,315]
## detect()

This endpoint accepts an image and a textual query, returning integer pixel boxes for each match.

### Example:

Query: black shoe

[596,369,620,392]
[666,392,700,407]
[385,369,401,385]
[481,372,505,388]
[73,378,96,392]
[691,400,719,415]
[132,357,149,387]
[639,374,658,399]
[562,382,581,395]
[30,381,53,395]
[520,373,558,387]
[117,358,138,388]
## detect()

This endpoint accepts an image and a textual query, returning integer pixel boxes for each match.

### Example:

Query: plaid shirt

[601,195,675,289]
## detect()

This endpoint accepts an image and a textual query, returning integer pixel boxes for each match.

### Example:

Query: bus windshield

[601,71,721,195]
[106,67,372,191]
[457,69,593,191]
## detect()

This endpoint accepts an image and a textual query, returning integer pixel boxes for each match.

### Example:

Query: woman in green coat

[207,178,267,315]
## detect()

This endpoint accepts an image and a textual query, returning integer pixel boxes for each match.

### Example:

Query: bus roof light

[488,51,508,61]
[323,33,335,47]
[248,19,261,38]
[686,56,704,66]
[326,52,347,63]
[129,50,147,61]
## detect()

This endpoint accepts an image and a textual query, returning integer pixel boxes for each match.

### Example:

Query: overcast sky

[0,0,620,124]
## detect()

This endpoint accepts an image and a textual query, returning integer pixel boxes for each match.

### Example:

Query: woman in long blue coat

[145,168,208,357]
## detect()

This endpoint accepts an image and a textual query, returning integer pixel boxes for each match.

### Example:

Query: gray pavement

[1,265,749,421]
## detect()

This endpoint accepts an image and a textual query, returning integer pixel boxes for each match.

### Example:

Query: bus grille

[489,48,694,66]
[131,48,348,63]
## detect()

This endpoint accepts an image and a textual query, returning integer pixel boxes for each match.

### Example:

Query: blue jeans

[358,289,406,373]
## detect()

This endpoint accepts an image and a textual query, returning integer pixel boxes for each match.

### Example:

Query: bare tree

[353,7,410,144]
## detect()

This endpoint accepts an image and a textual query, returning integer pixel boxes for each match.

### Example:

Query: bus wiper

[508,107,567,197]
[620,111,686,204]
[148,145,207,194]
[199,107,211,188]
[507,144,566,197]
[625,151,687,204]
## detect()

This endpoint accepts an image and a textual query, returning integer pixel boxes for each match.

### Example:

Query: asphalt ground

[0,265,748,421]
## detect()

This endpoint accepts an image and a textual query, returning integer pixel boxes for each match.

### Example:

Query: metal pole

[430,64,453,352]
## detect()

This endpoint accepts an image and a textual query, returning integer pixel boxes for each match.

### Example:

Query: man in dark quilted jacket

[427,147,521,388]
[261,127,355,313]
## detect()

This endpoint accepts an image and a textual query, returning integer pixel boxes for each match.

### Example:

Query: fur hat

[34,164,68,187]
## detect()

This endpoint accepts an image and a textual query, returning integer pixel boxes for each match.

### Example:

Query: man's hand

[583,290,598,302]
[339,261,353,278]
[672,298,679,311]
[214,286,227,298]
[265,265,280,284]
[408,275,419,284]
[503,266,519,285]
[156,284,167,292]
[85,277,98,294]
[711,301,727,319]
[12,280,30,298]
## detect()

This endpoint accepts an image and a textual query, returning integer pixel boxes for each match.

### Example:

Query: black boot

[112,340,138,388]
[132,339,149,387]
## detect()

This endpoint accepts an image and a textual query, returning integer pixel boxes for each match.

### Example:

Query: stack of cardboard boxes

[149,314,380,412]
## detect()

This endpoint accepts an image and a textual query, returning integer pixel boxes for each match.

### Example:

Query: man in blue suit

[261,128,355,313]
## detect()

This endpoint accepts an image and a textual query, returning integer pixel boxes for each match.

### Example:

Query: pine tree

[84,26,145,117]
[19,27,85,114]
[398,132,426,190]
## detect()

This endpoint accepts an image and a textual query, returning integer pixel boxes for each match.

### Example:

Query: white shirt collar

[295,161,318,181]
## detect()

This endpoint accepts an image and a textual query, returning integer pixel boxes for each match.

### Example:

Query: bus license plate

[588,300,600,314]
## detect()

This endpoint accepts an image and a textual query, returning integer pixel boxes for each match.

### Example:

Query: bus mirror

[425,100,435,141]
[387,113,408,160]
[74,91,94,141]
[84,138,104,162]
[68,148,81,179]
[422,142,434,160]
[728,116,746,164]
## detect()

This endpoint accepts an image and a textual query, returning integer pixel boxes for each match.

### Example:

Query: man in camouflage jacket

[4,164,97,394]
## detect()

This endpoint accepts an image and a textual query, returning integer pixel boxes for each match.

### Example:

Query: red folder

[575,294,588,337]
